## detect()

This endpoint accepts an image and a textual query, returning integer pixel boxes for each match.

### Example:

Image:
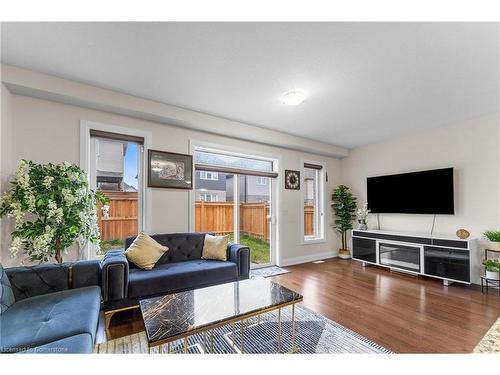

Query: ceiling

[1,22,499,148]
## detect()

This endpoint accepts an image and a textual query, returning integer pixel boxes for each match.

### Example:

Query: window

[256,176,267,185]
[199,193,218,202]
[303,163,324,242]
[199,171,219,180]
[89,132,143,255]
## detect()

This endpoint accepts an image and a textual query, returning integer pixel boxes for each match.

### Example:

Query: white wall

[340,114,500,259]
[0,92,342,267]
[0,84,14,265]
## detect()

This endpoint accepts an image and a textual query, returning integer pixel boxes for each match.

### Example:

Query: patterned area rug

[473,317,500,353]
[96,304,391,354]
[250,266,290,278]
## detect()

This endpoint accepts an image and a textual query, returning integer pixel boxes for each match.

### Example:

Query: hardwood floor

[104,258,500,353]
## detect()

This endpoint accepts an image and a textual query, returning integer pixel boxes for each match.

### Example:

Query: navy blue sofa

[101,232,250,328]
[0,232,250,353]
[0,261,101,354]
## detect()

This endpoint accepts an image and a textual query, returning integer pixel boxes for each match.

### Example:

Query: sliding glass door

[194,149,276,268]
[238,175,271,266]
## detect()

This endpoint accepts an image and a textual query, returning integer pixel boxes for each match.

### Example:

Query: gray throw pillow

[0,263,15,313]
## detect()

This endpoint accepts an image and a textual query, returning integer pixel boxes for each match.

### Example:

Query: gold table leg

[290,303,297,353]
[210,329,214,353]
[240,319,245,353]
[231,322,236,351]
[184,337,188,353]
[278,308,282,353]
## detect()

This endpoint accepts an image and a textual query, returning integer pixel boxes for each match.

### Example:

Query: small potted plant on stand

[484,230,500,251]
[483,259,500,280]
[331,185,357,259]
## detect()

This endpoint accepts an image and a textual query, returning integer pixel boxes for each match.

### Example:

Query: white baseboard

[279,251,337,267]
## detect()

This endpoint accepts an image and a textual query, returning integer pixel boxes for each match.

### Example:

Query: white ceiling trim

[1,64,349,159]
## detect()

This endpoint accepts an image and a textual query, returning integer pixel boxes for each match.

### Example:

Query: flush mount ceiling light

[282,91,306,106]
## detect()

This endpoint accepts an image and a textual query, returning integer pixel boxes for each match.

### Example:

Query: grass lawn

[229,233,270,264]
[99,239,124,254]
[99,234,270,264]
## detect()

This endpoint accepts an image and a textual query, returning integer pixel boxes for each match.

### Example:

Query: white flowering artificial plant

[0,160,109,263]
[356,202,370,225]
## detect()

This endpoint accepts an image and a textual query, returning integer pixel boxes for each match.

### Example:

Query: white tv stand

[351,229,479,285]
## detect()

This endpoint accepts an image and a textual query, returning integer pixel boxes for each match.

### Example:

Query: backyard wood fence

[97,191,138,241]
[303,204,315,237]
[97,195,314,242]
[195,201,314,240]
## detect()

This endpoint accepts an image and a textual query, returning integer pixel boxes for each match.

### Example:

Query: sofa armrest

[227,244,250,279]
[101,250,129,302]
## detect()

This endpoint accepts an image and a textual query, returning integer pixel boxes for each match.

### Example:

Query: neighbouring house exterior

[304,167,316,205]
[195,171,227,202]
[226,175,269,203]
[96,138,137,192]
[195,171,269,203]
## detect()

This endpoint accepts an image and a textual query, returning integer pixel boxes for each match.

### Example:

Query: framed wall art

[147,149,193,189]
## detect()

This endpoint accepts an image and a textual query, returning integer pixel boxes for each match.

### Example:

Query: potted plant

[484,230,500,251]
[483,259,500,280]
[331,185,357,259]
[0,160,109,263]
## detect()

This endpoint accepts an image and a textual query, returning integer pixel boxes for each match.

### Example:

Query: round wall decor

[285,170,300,190]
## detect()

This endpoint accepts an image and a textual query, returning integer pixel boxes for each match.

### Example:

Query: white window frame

[80,120,152,259]
[199,193,218,202]
[256,176,267,185]
[301,159,326,244]
[199,171,219,180]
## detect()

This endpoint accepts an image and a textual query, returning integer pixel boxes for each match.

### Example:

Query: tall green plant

[0,160,109,263]
[331,185,357,250]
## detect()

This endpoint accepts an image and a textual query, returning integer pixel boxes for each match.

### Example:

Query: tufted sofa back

[5,260,101,302]
[125,232,208,267]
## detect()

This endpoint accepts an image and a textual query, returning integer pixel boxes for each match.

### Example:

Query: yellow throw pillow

[202,234,229,261]
[124,232,168,270]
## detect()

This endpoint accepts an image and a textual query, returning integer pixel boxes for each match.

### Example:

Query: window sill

[302,237,326,245]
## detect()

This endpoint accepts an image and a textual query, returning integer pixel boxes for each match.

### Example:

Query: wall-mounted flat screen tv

[367,168,454,214]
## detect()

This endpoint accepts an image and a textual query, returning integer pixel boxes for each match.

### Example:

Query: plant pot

[485,270,500,280]
[338,248,351,259]
[488,241,500,251]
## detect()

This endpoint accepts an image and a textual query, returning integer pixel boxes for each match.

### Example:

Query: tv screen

[367,168,454,214]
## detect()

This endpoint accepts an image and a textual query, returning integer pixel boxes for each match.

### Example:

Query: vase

[357,220,367,230]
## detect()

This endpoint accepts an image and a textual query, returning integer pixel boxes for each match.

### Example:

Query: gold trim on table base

[147,300,302,354]
[104,305,140,338]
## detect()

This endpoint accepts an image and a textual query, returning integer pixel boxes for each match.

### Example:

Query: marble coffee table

[139,277,303,354]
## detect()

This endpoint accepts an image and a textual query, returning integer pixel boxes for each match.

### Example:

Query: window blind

[194,163,278,178]
[89,129,144,144]
[304,163,323,170]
